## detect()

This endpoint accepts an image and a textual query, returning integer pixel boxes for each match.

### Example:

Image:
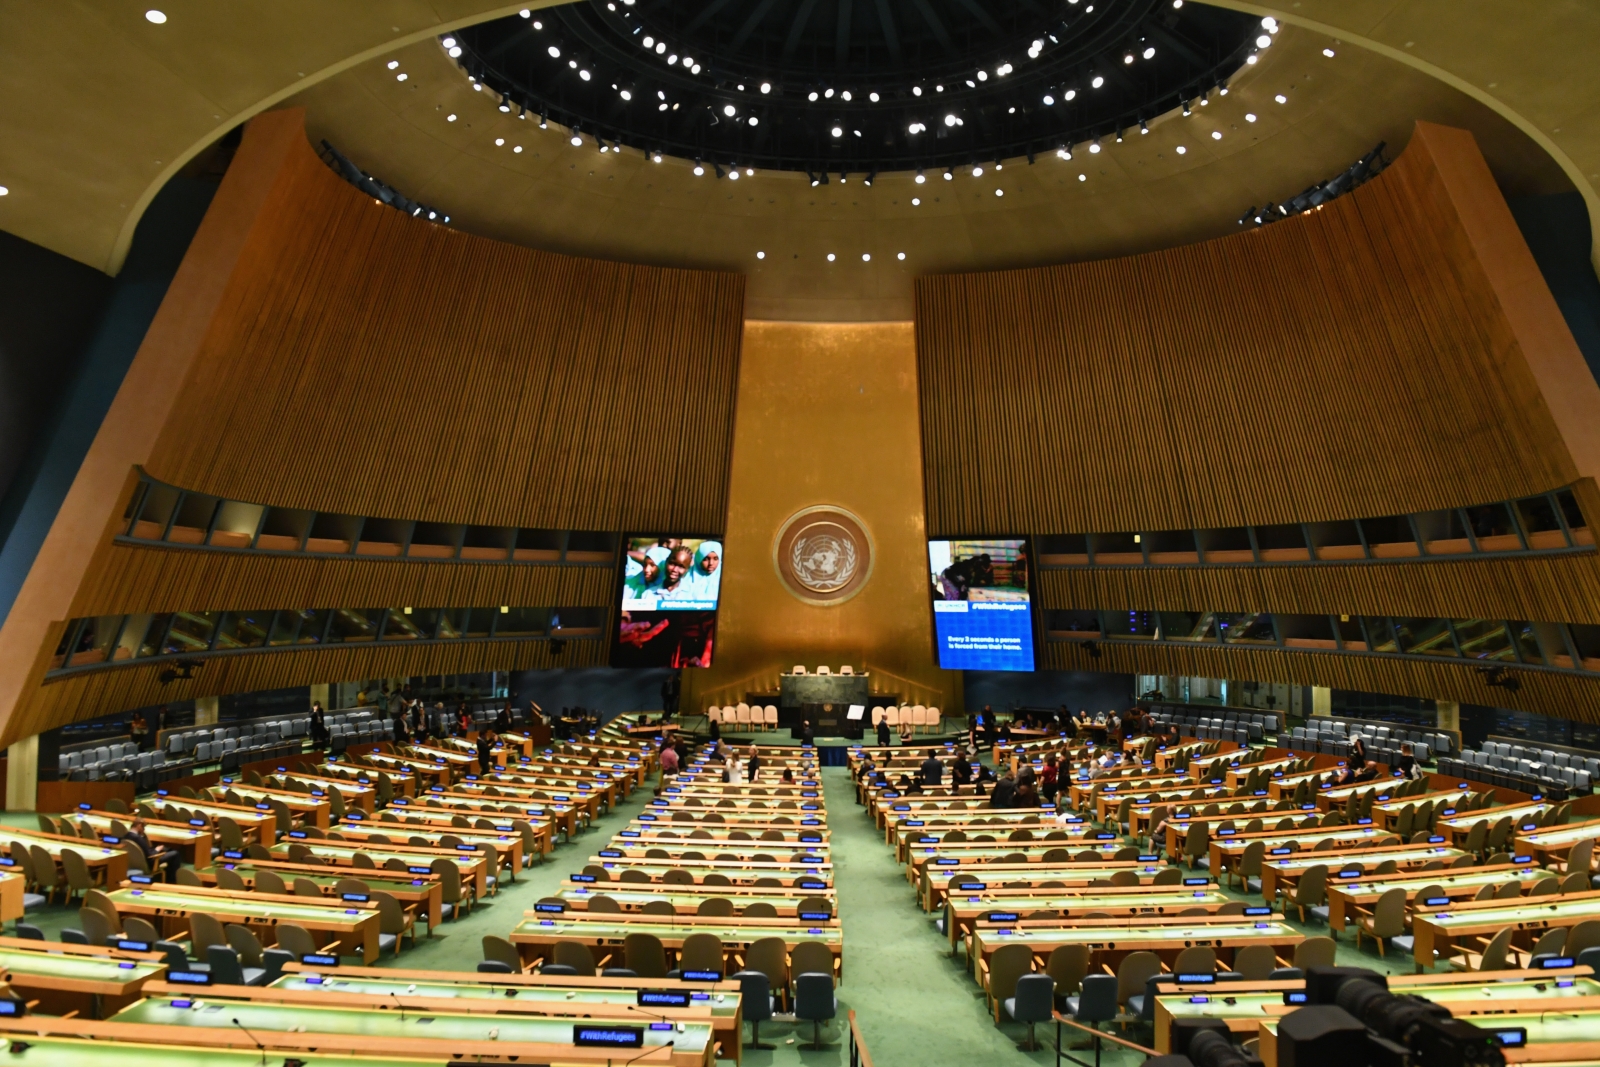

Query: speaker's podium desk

[779,672,870,739]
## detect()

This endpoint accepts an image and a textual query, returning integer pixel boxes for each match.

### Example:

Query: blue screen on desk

[929,539,1034,671]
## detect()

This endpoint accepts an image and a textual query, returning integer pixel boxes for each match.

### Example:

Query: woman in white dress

[724,753,744,785]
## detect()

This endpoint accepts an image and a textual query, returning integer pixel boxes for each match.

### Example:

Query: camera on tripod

[1155,967,1515,1067]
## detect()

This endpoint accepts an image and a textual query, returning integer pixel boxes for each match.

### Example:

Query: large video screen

[611,536,722,668]
[928,538,1035,671]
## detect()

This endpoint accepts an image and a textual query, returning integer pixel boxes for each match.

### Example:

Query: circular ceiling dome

[451,0,1262,175]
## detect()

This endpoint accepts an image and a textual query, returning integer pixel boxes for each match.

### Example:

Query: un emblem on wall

[774,506,874,605]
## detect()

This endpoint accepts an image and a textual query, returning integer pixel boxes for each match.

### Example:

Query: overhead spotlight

[387,60,399,70]
[548,45,561,58]
[825,88,834,98]
[943,167,954,181]
[694,162,705,176]
[1140,120,1149,135]
[1124,54,1134,65]
[1115,129,1124,143]
[869,91,879,102]
[745,167,754,176]
[1043,94,1055,106]
[1143,46,1156,59]
[808,171,820,187]
[1256,34,1273,48]
[499,101,511,113]
[1057,144,1072,159]
[1182,100,1192,117]
[761,82,772,93]
[808,91,819,101]
[1091,75,1104,88]
[723,104,736,117]
[1089,140,1100,154]
[728,168,739,180]
[831,126,843,138]
[570,134,583,146]
[652,152,662,163]
[994,189,1004,197]
[1176,145,1187,154]
[913,86,923,96]
[1064,89,1076,101]
[863,170,877,186]
[841,90,853,101]
[915,169,926,184]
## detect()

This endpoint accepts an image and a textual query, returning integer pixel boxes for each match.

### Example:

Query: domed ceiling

[453,0,1260,175]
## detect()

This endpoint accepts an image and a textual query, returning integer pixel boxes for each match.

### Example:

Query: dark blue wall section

[0,176,217,628]
[510,668,675,718]
[963,670,1133,717]
[1509,191,1600,387]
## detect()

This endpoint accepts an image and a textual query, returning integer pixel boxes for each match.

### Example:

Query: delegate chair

[1006,973,1055,1051]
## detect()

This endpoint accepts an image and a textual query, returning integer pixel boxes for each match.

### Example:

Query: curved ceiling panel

[292,21,1571,320]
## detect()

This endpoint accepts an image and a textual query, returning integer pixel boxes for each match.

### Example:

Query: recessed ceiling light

[972,166,984,176]
[1176,146,1187,154]
[548,46,561,58]
[1275,94,1288,104]
[827,253,836,262]
[513,146,523,153]
[862,253,871,262]
[1256,34,1273,48]
[994,189,1004,197]
[1323,48,1336,58]
[495,138,505,146]
[831,126,843,137]
[1091,76,1104,89]
[447,114,457,122]
[442,37,456,48]
[1245,113,1257,122]
[897,252,906,260]
[387,61,399,70]
[757,251,765,259]
[1212,130,1222,139]
[723,104,736,117]
[1078,173,1086,181]
[0,186,9,196]
[396,73,408,82]
[144,9,167,23]
[911,198,921,205]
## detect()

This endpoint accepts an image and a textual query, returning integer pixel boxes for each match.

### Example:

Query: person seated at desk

[951,752,973,794]
[973,763,995,797]
[896,772,924,796]
[1071,709,1091,734]
[854,755,877,782]
[125,818,179,882]
[995,719,1012,747]
[920,749,944,788]
[781,767,795,785]
[1338,736,1369,785]
[1014,769,1041,809]
[1088,750,1123,779]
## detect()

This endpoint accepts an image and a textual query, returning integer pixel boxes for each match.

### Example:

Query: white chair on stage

[927,706,942,734]
[899,706,913,731]
[764,705,778,731]
[792,665,807,675]
[884,706,900,729]
[870,707,885,727]
[839,666,854,675]
[706,706,721,725]
[736,703,751,728]
[911,704,928,733]
[816,666,831,675]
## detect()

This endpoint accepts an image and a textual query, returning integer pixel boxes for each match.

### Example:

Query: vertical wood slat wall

[915,127,1576,538]
[13,109,746,739]
[916,124,1600,718]
[145,115,746,534]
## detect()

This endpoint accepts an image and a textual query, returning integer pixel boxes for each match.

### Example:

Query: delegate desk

[1204,824,1407,879]
[374,802,557,856]
[398,789,576,838]
[0,1030,449,1067]
[0,869,21,923]
[1436,802,1553,847]
[572,859,832,890]
[0,936,165,1017]
[267,770,390,807]
[556,884,835,917]
[329,819,525,876]
[268,839,492,898]
[0,828,128,887]
[1257,842,1469,902]
[1365,789,1476,828]
[944,887,1240,954]
[1410,890,1600,969]
[1153,969,1600,1052]
[919,860,1181,911]
[614,829,828,852]
[198,857,445,930]
[1513,819,1600,866]
[360,752,453,786]
[465,777,611,820]
[511,911,844,979]
[270,965,743,1063]
[1325,862,1552,934]
[104,883,383,964]
[907,841,1128,886]
[971,916,1304,975]
[60,811,212,864]
[108,993,715,1067]
[153,797,277,845]
[208,783,332,826]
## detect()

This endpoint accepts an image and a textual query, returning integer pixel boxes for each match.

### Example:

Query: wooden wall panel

[1040,640,1600,723]
[4,108,743,744]
[70,543,615,617]
[145,112,745,534]
[1040,549,1600,627]
[28,636,607,731]
[916,124,1576,537]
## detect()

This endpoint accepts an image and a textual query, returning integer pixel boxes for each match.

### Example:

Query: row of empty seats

[707,704,778,729]
[1285,717,1456,763]
[57,742,169,782]
[1447,740,1597,792]
[790,666,854,675]
[164,716,311,755]
[872,706,942,733]
[1148,707,1276,745]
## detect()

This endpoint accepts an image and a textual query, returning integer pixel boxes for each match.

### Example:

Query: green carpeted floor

[1,755,1419,1067]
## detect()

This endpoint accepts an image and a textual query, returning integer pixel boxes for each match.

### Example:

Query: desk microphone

[390,991,406,1023]
[616,1040,675,1067]
[230,1017,267,1065]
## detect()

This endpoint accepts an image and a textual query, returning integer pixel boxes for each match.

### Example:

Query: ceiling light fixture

[144,9,167,23]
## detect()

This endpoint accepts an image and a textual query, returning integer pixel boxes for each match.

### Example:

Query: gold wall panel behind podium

[683,321,955,715]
